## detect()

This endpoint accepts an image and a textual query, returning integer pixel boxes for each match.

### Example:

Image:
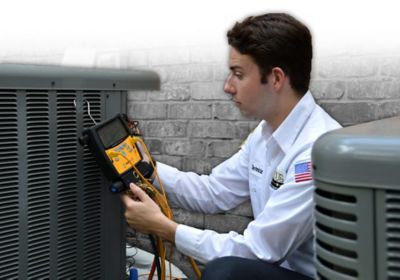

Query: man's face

[224,47,276,121]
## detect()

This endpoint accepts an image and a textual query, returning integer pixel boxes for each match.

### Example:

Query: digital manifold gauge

[78,114,154,193]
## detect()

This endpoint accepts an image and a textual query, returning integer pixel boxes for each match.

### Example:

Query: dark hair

[227,13,312,95]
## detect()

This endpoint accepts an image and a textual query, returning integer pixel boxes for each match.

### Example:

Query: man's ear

[270,67,286,91]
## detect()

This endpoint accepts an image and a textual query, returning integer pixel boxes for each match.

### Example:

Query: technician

[121,13,341,280]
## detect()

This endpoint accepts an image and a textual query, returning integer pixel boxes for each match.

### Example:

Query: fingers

[120,183,142,206]
[120,191,134,207]
[120,183,151,208]
[129,183,150,202]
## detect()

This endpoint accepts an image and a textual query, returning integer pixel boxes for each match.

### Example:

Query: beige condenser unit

[312,117,400,280]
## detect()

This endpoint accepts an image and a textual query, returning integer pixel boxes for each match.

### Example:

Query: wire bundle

[120,137,202,280]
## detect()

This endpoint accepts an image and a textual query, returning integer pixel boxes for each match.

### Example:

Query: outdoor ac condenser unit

[312,117,400,280]
[0,64,159,279]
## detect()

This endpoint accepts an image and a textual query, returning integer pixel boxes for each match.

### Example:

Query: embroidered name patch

[294,161,312,183]
[251,164,263,174]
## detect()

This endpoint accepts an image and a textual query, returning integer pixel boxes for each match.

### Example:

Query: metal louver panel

[0,90,19,279]
[81,92,103,279]
[314,182,375,280]
[0,90,122,280]
[56,91,79,277]
[385,190,400,279]
[26,91,51,278]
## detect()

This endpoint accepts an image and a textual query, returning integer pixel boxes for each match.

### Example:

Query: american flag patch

[294,161,312,183]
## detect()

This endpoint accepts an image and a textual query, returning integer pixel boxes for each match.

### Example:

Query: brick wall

[312,55,400,126]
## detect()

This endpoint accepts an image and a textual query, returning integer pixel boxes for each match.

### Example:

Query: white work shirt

[156,91,341,278]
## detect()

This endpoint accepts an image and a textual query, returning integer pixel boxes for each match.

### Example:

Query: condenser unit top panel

[0,63,160,90]
[312,116,400,190]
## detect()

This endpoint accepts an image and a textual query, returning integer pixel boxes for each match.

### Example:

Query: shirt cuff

[175,224,204,262]
[153,161,179,189]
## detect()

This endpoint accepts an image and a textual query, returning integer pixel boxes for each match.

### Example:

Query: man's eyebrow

[229,65,243,71]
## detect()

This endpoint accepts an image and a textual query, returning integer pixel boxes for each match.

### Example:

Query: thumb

[129,183,150,202]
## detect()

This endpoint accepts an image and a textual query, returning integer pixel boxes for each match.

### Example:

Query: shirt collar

[261,91,316,154]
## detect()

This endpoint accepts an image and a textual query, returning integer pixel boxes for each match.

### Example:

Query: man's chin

[237,107,258,120]
[239,109,252,118]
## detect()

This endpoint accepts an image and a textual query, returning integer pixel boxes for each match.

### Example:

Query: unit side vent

[314,185,359,279]
[0,91,19,279]
[385,190,400,279]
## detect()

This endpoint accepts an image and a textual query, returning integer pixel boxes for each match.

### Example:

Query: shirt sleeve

[174,151,315,264]
[155,142,251,213]
[153,124,266,214]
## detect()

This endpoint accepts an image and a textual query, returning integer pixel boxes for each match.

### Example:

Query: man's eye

[234,72,243,79]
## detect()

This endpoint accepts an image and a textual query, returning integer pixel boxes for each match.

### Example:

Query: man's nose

[224,75,235,95]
